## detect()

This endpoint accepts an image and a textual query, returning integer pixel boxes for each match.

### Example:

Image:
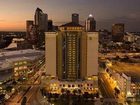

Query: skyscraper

[85,14,96,32]
[34,8,48,47]
[34,8,48,31]
[48,20,53,31]
[72,13,79,24]
[112,23,125,42]
[26,20,34,40]
[45,22,98,81]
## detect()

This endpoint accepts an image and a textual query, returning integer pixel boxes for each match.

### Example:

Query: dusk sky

[0,0,140,31]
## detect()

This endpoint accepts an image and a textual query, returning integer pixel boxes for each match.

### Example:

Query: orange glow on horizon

[0,22,26,31]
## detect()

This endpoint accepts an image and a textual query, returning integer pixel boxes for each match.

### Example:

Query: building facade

[85,14,96,32]
[48,20,53,31]
[34,8,48,31]
[112,23,125,42]
[34,8,48,47]
[45,22,98,81]
[26,20,37,46]
[0,49,44,81]
[72,13,79,24]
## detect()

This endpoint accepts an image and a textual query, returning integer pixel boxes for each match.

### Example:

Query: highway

[99,73,119,105]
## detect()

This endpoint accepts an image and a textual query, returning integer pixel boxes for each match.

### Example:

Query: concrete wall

[87,32,99,76]
[45,32,57,76]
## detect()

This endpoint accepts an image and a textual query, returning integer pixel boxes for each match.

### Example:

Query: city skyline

[0,0,140,31]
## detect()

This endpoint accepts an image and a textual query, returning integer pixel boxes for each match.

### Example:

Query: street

[99,72,119,105]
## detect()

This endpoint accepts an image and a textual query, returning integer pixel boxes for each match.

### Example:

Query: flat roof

[0,72,13,82]
[0,49,44,70]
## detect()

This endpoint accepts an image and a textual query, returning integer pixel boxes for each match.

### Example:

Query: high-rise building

[112,23,125,42]
[34,8,48,31]
[34,8,48,47]
[48,20,53,31]
[26,20,34,39]
[85,14,96,32]
[26,20,37,45]
[72,13,79,24]
[45,22,98,81]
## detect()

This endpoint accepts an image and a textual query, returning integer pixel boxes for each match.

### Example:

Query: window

[14,67,18,71]
[89,37,92,40]
[19,66,23,70]
[14,63,18,66]
[24,66,27,69]
[19,62,23,65]
[24,61,27,64]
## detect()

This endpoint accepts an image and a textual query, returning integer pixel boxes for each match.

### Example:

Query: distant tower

[34,8,48,31]
[85,14,96,32]
[26,20,34,39]
[34,8,48,47]
[112,23,125,42]
[72,13,79,24]
[48,20,53,31]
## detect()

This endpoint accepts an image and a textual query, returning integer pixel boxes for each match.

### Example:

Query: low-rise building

[0,49,44,82]
[45,77,98,94]
[106,62,140,98]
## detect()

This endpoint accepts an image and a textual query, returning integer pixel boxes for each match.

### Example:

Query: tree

[21,97,27,105]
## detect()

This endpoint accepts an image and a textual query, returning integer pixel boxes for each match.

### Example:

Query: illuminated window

[24,66,27,69]
[19,62,22,65]
[19,66,23,70]
[14,73,19,76]
[14,67,18,71]
[24,61,27,64]
[14,63,18,66]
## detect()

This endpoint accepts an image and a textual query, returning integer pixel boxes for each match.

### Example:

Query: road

[99,52,140,59]
[99,73,119,105]
[5,63,47,105]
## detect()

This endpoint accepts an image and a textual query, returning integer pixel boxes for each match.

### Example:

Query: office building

[26,20,34,39]
[48,20,53,31]
[72,13,79,24]
[34,8,48,47]
[34,8,48,31]
[112,23,125,42]
[99,29,112,44]
[26,20,37,45]
[85,14,96,32]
